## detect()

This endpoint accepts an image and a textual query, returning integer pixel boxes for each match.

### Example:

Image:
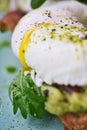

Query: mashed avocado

[41,84,87,115]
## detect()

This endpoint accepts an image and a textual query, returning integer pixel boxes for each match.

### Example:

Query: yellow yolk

[19,29,34,70]
[19,22,51,70]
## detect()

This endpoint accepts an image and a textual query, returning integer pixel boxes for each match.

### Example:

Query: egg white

[24,22,87,86]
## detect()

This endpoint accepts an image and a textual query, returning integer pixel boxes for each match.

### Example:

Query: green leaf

[13,97,18,114]
[77,0,87,4]
[9,70,45,119]
[31,0,46,9]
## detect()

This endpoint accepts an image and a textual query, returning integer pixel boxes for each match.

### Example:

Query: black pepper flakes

[48,12,52,18]
[20,31,23,33]
[22,50,25,53]
[43,38,46,41]
[44,90,49,97]
[50,36,54,39]
[84,35,87,40]
[52,29,56,32]
[75,21,78,23]
[60,26,63,29]
[65,24,68,26]
[60,20,63,22]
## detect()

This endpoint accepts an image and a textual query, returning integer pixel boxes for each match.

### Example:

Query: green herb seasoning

[0,41,10,49]
[5,66,17,74]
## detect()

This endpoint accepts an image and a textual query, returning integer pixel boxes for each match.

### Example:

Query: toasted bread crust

[0,11,26,31]
[59,112,87,130]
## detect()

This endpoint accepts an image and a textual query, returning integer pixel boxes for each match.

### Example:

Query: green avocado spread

[41,84,87,116]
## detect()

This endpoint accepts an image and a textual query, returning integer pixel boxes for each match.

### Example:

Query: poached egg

[12,1,87,86]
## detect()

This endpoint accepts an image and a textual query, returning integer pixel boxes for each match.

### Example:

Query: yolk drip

[19,22,51,70]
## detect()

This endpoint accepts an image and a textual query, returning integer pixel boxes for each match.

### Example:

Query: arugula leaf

[31,0,46,9]
[9,70,45,119]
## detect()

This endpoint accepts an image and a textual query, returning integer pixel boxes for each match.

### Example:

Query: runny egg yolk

[18,22,51,70]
